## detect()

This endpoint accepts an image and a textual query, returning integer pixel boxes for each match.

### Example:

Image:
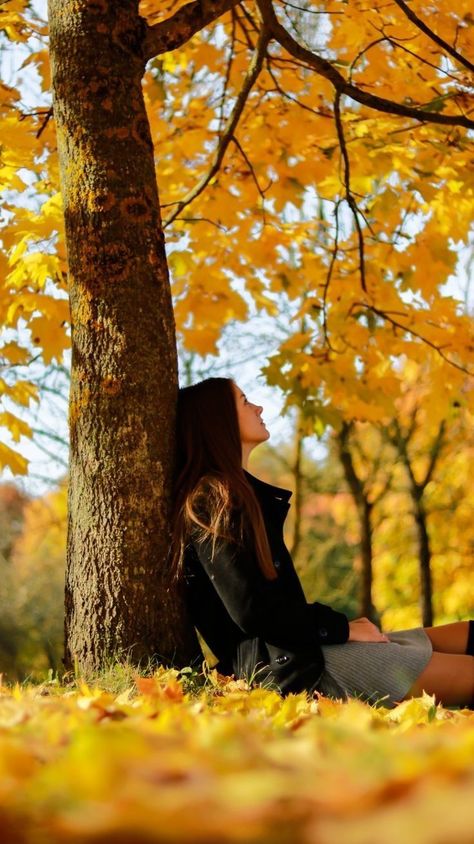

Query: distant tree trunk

[48,0,200,672]
[359,497,374,620]
[391,418,445,628]
[413,496,433,627]
[290,406,305,560]
[337,423,377,621]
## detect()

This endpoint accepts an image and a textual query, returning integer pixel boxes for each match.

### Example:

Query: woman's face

[232,382,270,450]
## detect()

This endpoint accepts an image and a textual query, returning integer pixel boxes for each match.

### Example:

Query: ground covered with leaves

[0,667,473,844]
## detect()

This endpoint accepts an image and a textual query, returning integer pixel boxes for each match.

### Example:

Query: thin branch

[405,405,419,444]
[28,437,68,468]
[0,353,43,371]
[423,419,446,488]
[392,0,474,74]
[29,427,68,448]
[255,0,474,128]
[238,0,261,34]
[32,383,69,403]
[281,1,344,14]
[390,415,445,496]
[232,6,255,52]
[231,134,272,220]
[349,37,387,84]
[265,60,332,119]
[382,34,463,85]
[333,92,367,293]
[36,106,53,139]
[391,419,419,491]
[173,216,229,230]
[371,460,394,507]
[217,11,238,134]
[162,24,271,227]
[350,301,473,375]
[322,199,343,353]
[143,0,241,61]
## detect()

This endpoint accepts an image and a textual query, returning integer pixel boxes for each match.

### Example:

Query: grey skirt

[315,627,433,708]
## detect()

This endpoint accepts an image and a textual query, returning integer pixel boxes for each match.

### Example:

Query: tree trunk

[413,496,433,627]
[290,406,304,560]
[359,498,374,620]
[337,424,377,621]
[391,418,441,629]
[48,0,201,672]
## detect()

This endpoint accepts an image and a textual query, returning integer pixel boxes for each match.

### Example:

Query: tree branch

[337,421,368,505]
[391,419,420,493]
[217,10,238,134]
[256,0,474,128]
[423,419,446,488]
[322,199,343,354]
[143,0,241,61]
[162,23,270,227]
[350,302,474,376]
[392,0,474,75]
[231,134,272,222]
[334,92,367,293]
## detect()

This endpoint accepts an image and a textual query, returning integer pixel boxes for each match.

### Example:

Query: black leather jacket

[183,470,349,696]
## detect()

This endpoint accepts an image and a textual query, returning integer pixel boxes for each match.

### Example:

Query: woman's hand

[348,617,390,643]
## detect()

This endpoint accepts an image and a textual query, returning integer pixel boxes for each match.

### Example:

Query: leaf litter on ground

[0,666,473,844]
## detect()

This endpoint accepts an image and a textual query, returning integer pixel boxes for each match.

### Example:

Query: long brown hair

[169,377,277,582]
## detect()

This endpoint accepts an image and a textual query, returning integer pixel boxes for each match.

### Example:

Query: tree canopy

[1,0,473,475]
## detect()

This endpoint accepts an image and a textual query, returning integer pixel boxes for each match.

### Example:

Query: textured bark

[48,0,201,672]
[337,424,377,621]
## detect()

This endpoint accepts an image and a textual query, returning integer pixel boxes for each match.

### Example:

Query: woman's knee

[404,651,474,706]
[423,621,470,654]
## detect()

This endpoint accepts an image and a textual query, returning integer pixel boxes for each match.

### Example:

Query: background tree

[388,416,445,626]
[250,437,360,623]
[8,479,66,678]
[0,482,30,676]
[335,421,393,622]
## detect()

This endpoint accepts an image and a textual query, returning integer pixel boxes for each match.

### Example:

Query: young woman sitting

[170,377,474,708]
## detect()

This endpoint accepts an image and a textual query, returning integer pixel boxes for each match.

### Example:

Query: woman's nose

[256,405,263,415]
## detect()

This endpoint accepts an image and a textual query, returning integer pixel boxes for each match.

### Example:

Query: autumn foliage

[1,0,473,473]
[0,668,473,844]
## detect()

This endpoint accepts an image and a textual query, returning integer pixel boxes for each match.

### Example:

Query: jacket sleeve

[190,523,349,649]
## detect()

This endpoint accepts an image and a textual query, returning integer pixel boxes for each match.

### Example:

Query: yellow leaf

[1,378,39,407]
[28,313,70,364]
[0,411,32,442]
[0,441,28,474]
[0,342,30,365]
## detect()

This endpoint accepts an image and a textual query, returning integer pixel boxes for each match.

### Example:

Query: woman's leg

[403,651,474,707]
[423,620,470,654]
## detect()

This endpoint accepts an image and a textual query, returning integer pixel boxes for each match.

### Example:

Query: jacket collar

[244,469,292,504]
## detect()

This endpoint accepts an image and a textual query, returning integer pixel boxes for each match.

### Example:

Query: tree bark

[337,423,377,621]
[48,0,201,672]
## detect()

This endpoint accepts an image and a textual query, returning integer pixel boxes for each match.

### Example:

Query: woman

[170,377,474,708]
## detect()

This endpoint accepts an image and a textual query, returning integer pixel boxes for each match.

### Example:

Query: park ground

[0,664,473,844]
